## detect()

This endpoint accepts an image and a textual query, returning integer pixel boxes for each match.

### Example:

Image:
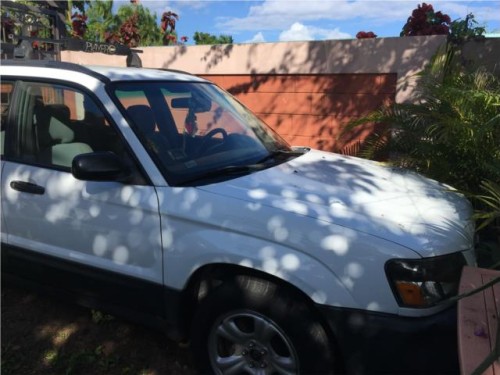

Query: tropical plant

[161,11,178,45]
[473,180,500,232]
[472,179,500,268]
[449,13,486,45]
[344,51,500,195]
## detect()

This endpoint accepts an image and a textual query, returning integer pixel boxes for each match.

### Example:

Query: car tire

[191,275,336,374]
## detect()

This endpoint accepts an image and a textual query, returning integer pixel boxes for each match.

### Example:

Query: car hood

[199,149,474,256]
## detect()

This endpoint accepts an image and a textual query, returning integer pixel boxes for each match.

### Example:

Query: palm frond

[473,180,500,231]
[342,44,500,195]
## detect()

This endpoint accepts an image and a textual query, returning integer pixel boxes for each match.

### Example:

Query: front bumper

[318,304,458,374]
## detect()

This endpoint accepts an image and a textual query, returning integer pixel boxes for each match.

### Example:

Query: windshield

[112,81,301,186]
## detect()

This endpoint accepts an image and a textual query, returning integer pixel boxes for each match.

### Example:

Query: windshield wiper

[176,150,306,186]
[176,164,266,186]
[255,149,304,164]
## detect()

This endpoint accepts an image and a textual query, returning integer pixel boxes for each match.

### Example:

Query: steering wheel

[198,128,228,155]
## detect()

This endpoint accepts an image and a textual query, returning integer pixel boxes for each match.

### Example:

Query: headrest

[45,104,74,143]
[127,105,156,134]
[45,104,71,123]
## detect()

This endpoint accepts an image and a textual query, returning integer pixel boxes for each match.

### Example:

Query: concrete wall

[62,36,449,152]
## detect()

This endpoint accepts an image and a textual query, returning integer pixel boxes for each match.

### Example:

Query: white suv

[1,60,475,374]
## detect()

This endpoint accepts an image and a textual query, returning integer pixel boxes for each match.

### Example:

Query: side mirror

[72,152,131,182]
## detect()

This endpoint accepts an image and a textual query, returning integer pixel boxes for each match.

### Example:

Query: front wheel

[191,276,336,374]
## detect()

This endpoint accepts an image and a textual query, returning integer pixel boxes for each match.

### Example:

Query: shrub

[401,3,451,36]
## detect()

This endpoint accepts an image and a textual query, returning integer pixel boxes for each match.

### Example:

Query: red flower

[356,31,377,39]
[71,12,87,38]
[161,11,178,33]
[401,2,451,36]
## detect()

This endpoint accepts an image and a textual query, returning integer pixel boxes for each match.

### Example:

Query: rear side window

[0,81,14,156]
[10,81,123,169]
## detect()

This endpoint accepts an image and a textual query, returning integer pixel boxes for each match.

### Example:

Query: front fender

[157,186,414,314]
[163,227,358,309]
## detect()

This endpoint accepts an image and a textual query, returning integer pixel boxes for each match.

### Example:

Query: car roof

[1,60,208,84]
[87,65,208,83]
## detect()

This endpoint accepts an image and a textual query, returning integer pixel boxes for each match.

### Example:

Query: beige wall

[61,36,450,152]
[62,35,448,103]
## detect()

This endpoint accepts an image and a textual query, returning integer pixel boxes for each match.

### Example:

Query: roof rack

[1,37,143,68]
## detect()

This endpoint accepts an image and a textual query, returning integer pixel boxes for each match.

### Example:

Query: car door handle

[10,181,45,195]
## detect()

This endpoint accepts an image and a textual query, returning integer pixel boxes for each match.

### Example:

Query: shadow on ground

[1,285,196,375]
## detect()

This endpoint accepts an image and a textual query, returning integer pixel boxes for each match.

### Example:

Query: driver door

[1,79,164,315]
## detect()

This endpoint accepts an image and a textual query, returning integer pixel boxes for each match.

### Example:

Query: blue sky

[115,0,500,43]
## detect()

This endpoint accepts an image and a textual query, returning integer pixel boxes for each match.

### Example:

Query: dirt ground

[1,284,197,375]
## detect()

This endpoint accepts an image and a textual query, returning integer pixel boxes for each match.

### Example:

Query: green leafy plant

[449,13,486,45]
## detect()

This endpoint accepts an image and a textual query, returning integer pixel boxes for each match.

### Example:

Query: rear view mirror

[171,92,211,113]
[171,97,190,108]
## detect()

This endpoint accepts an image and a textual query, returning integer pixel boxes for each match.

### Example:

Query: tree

[116,3,162,46]
[106,12,140,47]
[193,31,233,45]
[85,0,117,42]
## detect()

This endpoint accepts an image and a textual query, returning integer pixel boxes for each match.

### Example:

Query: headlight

[385,252,466,308]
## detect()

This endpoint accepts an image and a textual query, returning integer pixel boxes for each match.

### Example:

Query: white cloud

[132,1,208,18]
[173,1,208,10]
[136,1,182,18]
[280,23,315,41]
[216,0,500,33]
[432,1,500,23]
[279,22,351,42]
[217,0,412,32]
[245,32,267,43]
